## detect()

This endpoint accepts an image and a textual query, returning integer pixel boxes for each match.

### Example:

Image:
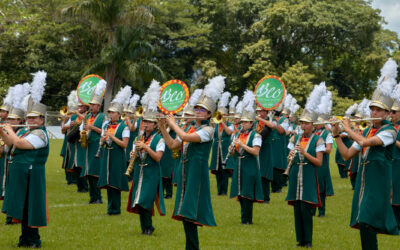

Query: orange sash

[182,126,196,150]
[88,116,96,125]
[256,121,265,132]
[300,137,310,149]
[362,128,378,155]
[235,132,250,152]
[105,123,118,141]
[218,123,223,134]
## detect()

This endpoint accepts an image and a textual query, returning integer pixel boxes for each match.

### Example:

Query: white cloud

[372,0,400,35]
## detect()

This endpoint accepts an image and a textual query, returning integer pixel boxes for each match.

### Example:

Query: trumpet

[80,111,89,148]
[313,118,382,126]
[135,106,144,117]
[125,131,144,177]
[0,124,37,128]
[212,111,237,124]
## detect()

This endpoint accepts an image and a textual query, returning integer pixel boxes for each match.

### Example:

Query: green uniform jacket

[0,143,8,199]
[81,112,105,177]
[160,130,176,179]
[2,127,49,227]
[335,133,352,169]
[127,131,166,216]
[98,120,129,191]
[209,123,232,172]
[173,121,217,226]
[255,121,274,181]
[286,133,323,207]
[392,122,400,205]
[62,114,78,171]
[172,122,194,185]
[316,129,334,196]
[350,122,399,235]
[271,117,287,170]
[225,124,242,172]
[230,130,264,201]
[126,118,141,162]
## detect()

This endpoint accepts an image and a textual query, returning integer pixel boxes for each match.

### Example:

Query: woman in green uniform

[390,99,400,229]
[286,110,324,248]
[159,76,224,250]
[1,102,49,248]
[127,115,165,235]
[229,104,263,225]
[97,100,130,215]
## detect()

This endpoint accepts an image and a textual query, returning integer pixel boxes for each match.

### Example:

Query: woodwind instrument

[125,130,144,176]
[283,131,303,176]
[222,128,242,166]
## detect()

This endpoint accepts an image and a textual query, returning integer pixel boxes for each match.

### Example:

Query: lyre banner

[76,74,104,105]
[254,75,286,110]
[158,79,189,114]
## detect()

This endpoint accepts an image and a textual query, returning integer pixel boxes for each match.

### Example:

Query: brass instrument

[313,118,382,126]
[121,112,135,120]
[212,111,237,124]
[95,137,104,158]
[58,106,69,121]
[135,106,144,117]
[0,124,37,128]
[80,111,89,148]
[283,131,303,176]
[172,148,180,159]
[125,131,144,176]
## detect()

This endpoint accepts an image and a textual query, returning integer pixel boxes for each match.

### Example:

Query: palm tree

[61,0,164,109]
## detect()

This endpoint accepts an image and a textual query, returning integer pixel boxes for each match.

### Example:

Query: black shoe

[263,200,270,204]
[296,242,305,247]
[318,214,325,217]
[164,195,172,199]
[95,200,103,204]
[304,243,312,248]
[4,221,17,225]
[17,242,28,247]
[88,200,95,204]
[29,243,42,248]
[106,212,120,216]
[143,227,155,235]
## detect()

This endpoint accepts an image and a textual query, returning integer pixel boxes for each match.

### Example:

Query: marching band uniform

[391,94,400,230]
[335,59,399,250]
[286,110,324,248]
[209,92,233,196]
[127,106,166,235]
[160,128,176,198]
[229,99,263,224]
[2,73,50,248]
[98,98,130,215]
[0,101,11,202]
[80,83,107,204]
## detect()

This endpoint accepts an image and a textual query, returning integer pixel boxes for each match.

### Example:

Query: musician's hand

[288,150,296,159]
[234,138,242,147]
[330,117,340,136]
[255,116,261,121]
[104,131,112,138]
[135,141,146,150]
[165,114,175,127]
[130,150,135,157]
[295,144,305,155]
[70,121,76,127]
[341,117,352,132]
[2,124,13,134]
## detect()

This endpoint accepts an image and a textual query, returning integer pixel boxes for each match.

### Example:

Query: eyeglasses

[194,107,207,113]
[391,111,398,114]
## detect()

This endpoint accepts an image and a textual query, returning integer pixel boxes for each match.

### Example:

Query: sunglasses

[194,107,207,113]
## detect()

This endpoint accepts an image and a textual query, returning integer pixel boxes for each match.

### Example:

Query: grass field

[1,139,400,249]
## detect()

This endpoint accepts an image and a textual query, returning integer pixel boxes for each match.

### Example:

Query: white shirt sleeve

[252,134,262,147]
[288,139,295,150]
[177,136,182,143]
[65,119,71,127]
[351,142,362,151]
[195,128,213,143]
[122,127,130,138]
[280,120,290,131]
[156,138,166,152]
[316,144,326,153]
[79,122,83,131]
[325,133,333,144]
[228,124,234,131]
[101,120,109,136]
[376,130,395,147]
[25,134,48,149]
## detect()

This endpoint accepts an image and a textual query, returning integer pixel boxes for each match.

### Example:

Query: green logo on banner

[160,84,186,111]
[255,77,284,109]
[77,75,102,105]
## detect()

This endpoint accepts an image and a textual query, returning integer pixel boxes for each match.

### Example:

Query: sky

[371,0,400,35]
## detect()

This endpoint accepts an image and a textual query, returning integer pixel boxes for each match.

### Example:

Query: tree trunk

[103,63,116,111]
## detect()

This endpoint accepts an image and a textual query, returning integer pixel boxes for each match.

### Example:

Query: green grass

[1,139,400,249]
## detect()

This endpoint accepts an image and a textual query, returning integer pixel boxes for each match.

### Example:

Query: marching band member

[124,94,141,166]
[390,84,400,230]
[97,86,131,215]
[75,102,89,193]
[313,89,334,217]
[80,81,107,204]
[334,59,399,249]
[127,80,166,235]
[1,71,50,248]
[286,83,325,248]
[159,76,224,250]
[209,91,233,196]
[229,90,263,224]
[0,86,12,203]
[225,100,242,177]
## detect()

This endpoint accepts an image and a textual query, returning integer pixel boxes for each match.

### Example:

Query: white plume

[364,100,371,117]
[289,97,297,114]
[242,89,255,112]
[141,80,160,107]
[229,95,238,110]
[12,84,25,110]
[203,75,225,102]
[30,70,47,104]
[345,103,358,117]
[3,86,14,105]
[188,89,203,107]
[218,91,231,107]
[391,83,400,103]
[292,104,300,114]
[305,82,326,112]
[129,94,140,109]
[67,90,78,108]
[236,101,244,114]
[95,79,107,97]
[147,80,161,112]
[22,82,31,97]
[377,58,397,97]
[284,94,293,109]
[111,86,132,105]
[317,91,332,115]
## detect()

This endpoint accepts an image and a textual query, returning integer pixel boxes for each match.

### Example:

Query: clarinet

[283,131,303,176]
[222,128,242,166]
[95,118,110,158]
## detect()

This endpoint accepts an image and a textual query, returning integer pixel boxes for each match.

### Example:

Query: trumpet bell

[59,106,68,116]
[135,106,144,117]
[212,111,223,124]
